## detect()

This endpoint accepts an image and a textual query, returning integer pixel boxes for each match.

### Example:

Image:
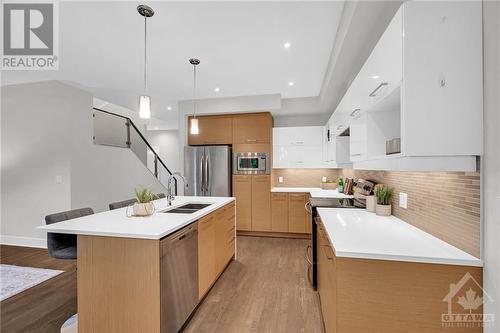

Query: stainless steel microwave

[233,152,270,175]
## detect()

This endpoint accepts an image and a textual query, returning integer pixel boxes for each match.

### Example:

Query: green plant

[134,187,157,203]
[374,185,394,205]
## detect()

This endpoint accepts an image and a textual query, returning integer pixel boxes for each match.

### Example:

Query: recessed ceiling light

[288,81,294,86]
[167,106,172,111]
[283,42,291,49]
[370,75,380,79]
[214,87,220,92]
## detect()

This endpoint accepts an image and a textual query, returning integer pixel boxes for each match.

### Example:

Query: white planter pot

[376,204,392,216]
[133,202,155,216]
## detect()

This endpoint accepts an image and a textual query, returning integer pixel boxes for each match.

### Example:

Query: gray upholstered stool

[45,207,94,260]
[108,198,137,210]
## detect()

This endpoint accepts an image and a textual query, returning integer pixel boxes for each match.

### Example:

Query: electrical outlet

[278,176,284,183]
[55,175,63,184]
[399,192,408,209]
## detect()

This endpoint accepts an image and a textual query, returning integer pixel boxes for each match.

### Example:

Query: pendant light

[189,58,200,135]
[137,5,154,119]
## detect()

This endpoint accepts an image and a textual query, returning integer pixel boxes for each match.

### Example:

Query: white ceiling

[2,1,344,120]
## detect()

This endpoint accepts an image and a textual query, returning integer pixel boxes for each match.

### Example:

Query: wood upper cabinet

[288,193,307,233]
[251,175,271,231]
[188,116,233,145]
[232,113,273,144]
[271,193,288,232]
[232,175,252,231]
[198,213,216,298]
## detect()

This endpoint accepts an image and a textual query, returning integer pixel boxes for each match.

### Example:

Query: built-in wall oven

[232,152,270,174]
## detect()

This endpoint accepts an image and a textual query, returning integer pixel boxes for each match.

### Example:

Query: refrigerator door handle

[204,154,209,195]
[203,155,209,195]
[200,154,205,193]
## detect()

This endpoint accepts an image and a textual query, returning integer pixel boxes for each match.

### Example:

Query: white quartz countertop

[38,196,235,240]
[271,187,354,199]
[317,208,482,267]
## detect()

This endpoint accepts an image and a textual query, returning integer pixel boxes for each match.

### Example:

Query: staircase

[92,107,177,194]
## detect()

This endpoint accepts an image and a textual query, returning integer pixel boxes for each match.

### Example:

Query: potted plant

[130,188,157,217]
[374,185,394,216]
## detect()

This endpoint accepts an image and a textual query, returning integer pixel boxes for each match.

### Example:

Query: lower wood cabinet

[270,192,311,234]
[233,175,252,231]
[251,175,271,231]
[198,202,235,299]
[288,193,307,233]
[271,193,288,232]
[315,218,483,333]
[233,174,271,232]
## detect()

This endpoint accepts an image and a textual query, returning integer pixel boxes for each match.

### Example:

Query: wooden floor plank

[185,236,324,333]
[0,245,77,333]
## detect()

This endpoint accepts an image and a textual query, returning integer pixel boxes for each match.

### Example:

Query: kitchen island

[315,208,483,333]
[39,196,236,333]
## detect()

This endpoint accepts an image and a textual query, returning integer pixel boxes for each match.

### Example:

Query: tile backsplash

[272,169,340,188]
[272,168,481,258]
[341,169,481,258]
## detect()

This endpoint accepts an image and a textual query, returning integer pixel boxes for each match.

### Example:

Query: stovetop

[309,197,366,209]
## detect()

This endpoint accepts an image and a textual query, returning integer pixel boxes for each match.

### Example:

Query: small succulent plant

[134,187,157,204]
[374,184,394,206]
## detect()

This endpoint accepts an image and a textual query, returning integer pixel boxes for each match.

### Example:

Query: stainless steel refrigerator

[184,146,231,196]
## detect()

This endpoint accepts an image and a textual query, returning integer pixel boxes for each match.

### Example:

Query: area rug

[0,264,64,301]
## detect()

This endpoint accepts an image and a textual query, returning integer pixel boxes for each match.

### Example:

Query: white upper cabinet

[272,127,323,146]
[327,1,482,172]
[273,126,325,168]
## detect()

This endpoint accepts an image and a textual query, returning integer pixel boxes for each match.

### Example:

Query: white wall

[482,0,500,330]
[1,81,164,247]
[147,130,181,174]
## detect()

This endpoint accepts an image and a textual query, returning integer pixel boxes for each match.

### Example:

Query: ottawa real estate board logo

[2,1,58,70]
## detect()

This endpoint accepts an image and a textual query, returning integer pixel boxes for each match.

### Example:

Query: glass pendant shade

[139,95,151,119]
[190,118,199,135]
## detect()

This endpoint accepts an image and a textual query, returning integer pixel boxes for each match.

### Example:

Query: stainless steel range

[308,196,366,289]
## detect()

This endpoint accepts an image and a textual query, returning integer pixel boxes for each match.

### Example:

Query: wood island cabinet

[77,202,236,333]
[198,202,236,299]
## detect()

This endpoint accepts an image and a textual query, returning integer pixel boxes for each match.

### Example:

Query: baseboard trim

[0,235,47,248]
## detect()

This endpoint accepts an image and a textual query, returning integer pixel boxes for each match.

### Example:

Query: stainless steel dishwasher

[160,222,198,333]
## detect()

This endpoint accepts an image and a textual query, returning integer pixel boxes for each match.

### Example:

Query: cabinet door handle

[369,82,388,97]
[304,201,312,214]
[322,245,334,260]
[246,139,257,142]
[295,141,304,145]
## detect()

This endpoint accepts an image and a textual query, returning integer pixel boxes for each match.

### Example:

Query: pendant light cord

[193,63,197,118]
[144,16,147,94]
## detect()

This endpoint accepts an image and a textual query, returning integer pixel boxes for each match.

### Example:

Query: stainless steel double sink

[161,203,213,214]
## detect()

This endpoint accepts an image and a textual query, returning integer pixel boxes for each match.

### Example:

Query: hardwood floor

[184,236,324,333]
[0,237,323,333]
[0,245,77,333]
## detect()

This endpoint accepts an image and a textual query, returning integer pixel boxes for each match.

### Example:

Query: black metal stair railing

[92,107,177,194]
